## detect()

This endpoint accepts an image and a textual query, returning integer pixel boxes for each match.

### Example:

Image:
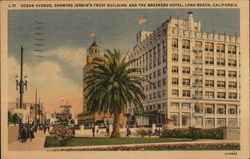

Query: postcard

[1,0,249,159]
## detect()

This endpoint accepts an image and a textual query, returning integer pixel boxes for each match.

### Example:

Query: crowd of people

[17,122,50,143]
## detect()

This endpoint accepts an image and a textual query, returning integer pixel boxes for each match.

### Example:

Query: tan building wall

[128,12,240,128]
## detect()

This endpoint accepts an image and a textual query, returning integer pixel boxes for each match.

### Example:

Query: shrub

[49,124,74,145]
[162,127,224,139]
[136,128,147,137]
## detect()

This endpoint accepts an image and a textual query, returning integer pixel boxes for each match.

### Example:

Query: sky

[8,9,240,114]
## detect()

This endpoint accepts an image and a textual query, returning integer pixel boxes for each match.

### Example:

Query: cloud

[8,56,83,114]
[32,47,87,70]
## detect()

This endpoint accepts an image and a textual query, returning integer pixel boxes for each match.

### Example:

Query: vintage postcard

[1,0,249,159]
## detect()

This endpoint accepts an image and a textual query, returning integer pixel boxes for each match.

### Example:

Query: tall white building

[128,12,240,128]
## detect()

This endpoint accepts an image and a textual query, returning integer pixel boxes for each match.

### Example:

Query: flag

[138,17,147,24]
[89,32,96,37]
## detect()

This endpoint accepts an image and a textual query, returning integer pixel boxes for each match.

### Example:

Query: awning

[228,105,237,109]
[217,105,225,109]
[205,104,214,108]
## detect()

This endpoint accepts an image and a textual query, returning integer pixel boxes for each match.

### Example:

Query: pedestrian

[126,127,131,137]
[148,129,152,138]
[43,125,47,134]
[17,124,22,141]
[27,125,33,142]
[106,126,110,137]
[92,127,95,138]
[20,126,27,143]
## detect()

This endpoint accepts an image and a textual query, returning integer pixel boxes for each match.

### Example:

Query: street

[8,126,47,151]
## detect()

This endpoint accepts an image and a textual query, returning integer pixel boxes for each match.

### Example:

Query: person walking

[92,127,95,138]
[106,126,110,137]
[126,127,131,138]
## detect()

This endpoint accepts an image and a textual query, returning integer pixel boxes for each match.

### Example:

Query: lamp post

[15,46,28,109]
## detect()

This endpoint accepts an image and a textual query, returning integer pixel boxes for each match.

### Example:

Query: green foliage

[162,127,224,139]
[136,128,147,137]
[49,124,74,145]
[84,49,146,114]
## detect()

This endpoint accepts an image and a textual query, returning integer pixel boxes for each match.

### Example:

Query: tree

[84,49,146,137]
[12,113,19,126]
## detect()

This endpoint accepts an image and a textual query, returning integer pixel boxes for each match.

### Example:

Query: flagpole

[146,15,148,31]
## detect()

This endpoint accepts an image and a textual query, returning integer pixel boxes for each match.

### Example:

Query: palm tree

[84,49,146,138]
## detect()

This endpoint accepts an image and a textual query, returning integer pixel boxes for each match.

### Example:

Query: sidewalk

[9,131,47,151]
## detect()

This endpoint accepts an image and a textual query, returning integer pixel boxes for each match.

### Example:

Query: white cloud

[8,56,83,114]
[32,47,87,70]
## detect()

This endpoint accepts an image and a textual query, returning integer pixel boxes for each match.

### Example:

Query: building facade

[128,12,240,128]
[78,41,127,127]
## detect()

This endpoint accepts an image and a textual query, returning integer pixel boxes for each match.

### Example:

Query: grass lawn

[44,137,193,147]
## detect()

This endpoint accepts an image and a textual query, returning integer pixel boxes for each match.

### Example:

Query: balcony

[192,83,203,88]
[192,94,203,100]
[192,71,203,76]
[193,60,204,65]
[183,49,190,55]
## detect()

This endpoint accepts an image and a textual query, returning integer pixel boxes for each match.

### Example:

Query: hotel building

[128,12,240,128]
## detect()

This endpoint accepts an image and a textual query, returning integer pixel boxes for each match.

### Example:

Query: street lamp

[15,46,28,109]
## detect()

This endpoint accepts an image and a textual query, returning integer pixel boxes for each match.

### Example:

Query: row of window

[146,90,167,100]
[170,103,238,114]
[147,67,167,80]
[172,38,237,54]
[172,89,237,99]
[144,103,167,111]
[172,55,237,66]
[172,78,237,88]
[172,66,237,77]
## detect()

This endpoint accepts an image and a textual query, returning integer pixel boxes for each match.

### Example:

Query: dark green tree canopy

[84,49,147,114]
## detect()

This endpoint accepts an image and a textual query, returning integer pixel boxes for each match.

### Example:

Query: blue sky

[8,9,239,113]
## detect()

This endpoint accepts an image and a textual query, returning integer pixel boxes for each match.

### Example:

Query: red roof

[91,41,98,47]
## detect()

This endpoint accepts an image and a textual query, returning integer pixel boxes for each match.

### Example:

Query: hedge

[161,127,224,139]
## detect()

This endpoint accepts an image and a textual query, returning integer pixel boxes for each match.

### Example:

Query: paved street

[8,126,47,151]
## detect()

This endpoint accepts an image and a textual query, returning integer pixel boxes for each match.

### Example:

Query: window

[153,71,156,78]
[228,59,237,67]
[182,55,190,63]
[217,43,225,53]
[217,92,226,98]
[158,80,161,87]
[228,92,237,99]
[158,69,161,76]
[217,58,225,66]
[205,91,214,98]
[217,105,226,114]
[229,82,237,88]
[205,57,214,64]
[182,78,190,86]
[228,71,237,77]
[195,41,202,47]
[172,54,178,61]
[182,67,190,74]
[182,40,190,49]
[172,38,178,48]
[205,42,214,52]
[172,66,178,73]
[228,45,236,54]
[172,89,179,96]
[217,70,225,76]
[228,118,237,126]
[205,69,214,76]
[170,112,179,126]
[182,90,191,97]
[149,94,152,100]
[205,118,215,128]
[182,103,190,109]
[162,78,166,85]
[172,78,179,85]
[205,105,214,114]
[228,105,237,114]
[217,81,226,88]
[162,90,166,97]
[153,93,157,99]
[149,73,152,80]
[182,113,191,127]
[163,66,167,74]
[171,102,179,109]
[205,80,214,87]
[158,91,161,98]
